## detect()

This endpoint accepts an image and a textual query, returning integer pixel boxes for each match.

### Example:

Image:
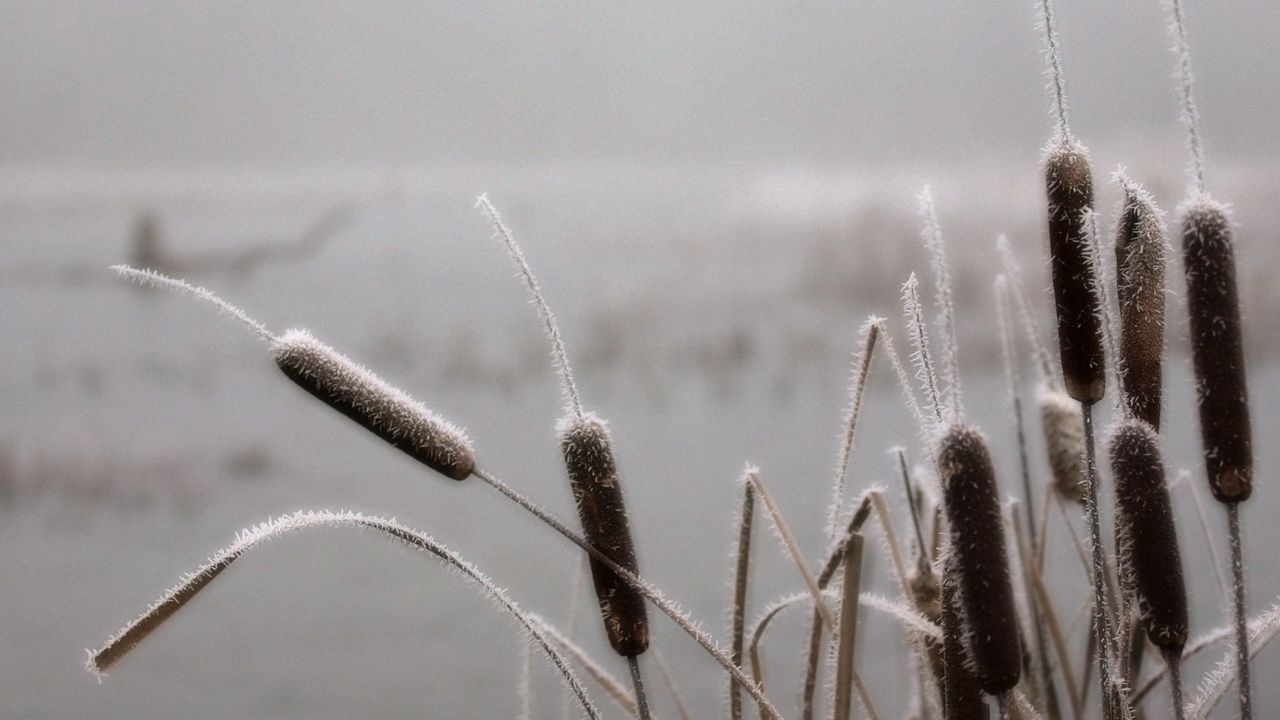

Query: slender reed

[1037,0,1113,706]
[903,273,945,429]
[749,468,836,631]
[728,473,756,720]
[833,533,866,720]
[997,275,1062,720]
[533,614,639,717]
[652,649,695,720]
[827,318,880,541]
[479,196,652,715]
[472,467,785,720]
[1165,3,1256,710]
[88,511,604,720]
[919,188,961,422]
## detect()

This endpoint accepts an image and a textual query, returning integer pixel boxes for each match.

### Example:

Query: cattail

[111,266,477,481]
[1113,177,1168,430]
[909,565,947,687]
[937,424,1022,693]
[1109,419,1188,652]
[1044,140,1105,405]
[273,329,476,481]
[559,413,649,657]
[1181,197,1252,503]
[940,549,988,719]
[1038,388,1086,503]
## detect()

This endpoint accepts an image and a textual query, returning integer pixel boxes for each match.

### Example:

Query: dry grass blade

[652,649,694,720]
[1184,601,1280,720]
[87,510,604,720]
[728,473,756,720]
[903,273,945,430]
[532,614,639,717]
[1028,562,1084,720]
[748,468,836,631]
[472,467,784,720]
[833,532,865,720]
[827,318,880,540]
[919,187,962,423]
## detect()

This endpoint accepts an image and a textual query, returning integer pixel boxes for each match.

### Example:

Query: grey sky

[2,1,1277,168]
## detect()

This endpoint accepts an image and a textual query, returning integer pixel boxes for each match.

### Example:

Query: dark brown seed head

[1181,197,1252,503]
[940,550,989,718]
[559,413,649,656]
[273,329,476,480]
[1039,388,1086,503]
[1114,180,1167,429]
[1109,419,1188,652]
[1045,140,1105,405]
[937,424,1022,693]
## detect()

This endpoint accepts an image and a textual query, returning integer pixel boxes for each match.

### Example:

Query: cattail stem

[628,656,651,720]
[1038,0,1071,141]
[652,649,695,720]
[897,449,930,567]
[1227,503,1252,720]
[476,195,584,419]
[919,187,962,423]
[1164,649,1187,720]
[1081,404,1117,720]
[470,467,783,720]
[729,478,755,720]
[1028,562,1083,720]
[903,273,945,429]
[1168,0,1206,194]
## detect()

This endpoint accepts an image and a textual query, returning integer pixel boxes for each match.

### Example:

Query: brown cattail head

[1045,140,1105,405]
[1114,179,1168,430]
[1181,197,1252,503]
[940,551,989,719]
[273,329,476,480]
[1039,388,1086,503]
[937,424,1022,693]
[559,413,649,656]
[1109,419,1188,652]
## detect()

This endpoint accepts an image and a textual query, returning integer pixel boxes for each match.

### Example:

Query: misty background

[2,2,1277,718]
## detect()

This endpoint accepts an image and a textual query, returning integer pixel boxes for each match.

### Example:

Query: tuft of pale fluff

[1039,388,1086,503]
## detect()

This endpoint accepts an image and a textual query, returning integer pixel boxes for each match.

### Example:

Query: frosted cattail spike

[936,424,1022,693]
[1112,175,1168,430]
[1181,197,1252,503]
[559,413,649,657]
[1044,140,1105,405]
[1109,419,1188,652]
[1039,388,1086,503]
[274,329,476,480]
[940,547,989,719]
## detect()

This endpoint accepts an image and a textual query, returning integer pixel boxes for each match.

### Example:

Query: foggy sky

[2,1,1278,169]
